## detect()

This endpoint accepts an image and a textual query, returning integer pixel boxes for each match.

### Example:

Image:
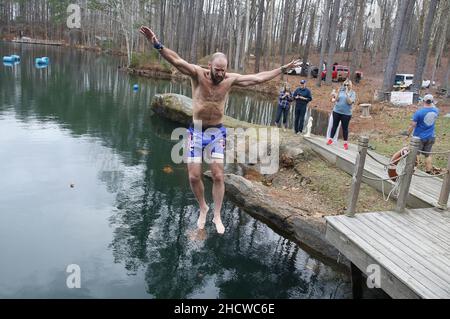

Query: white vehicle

[394,74,434,89]
[286,62,310,75]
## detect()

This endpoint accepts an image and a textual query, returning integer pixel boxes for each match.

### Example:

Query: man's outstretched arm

[139,26,198,77]
[230,59,301,87]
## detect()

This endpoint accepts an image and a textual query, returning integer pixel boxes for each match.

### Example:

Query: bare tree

[411,0,439,95]
[325,0,341,85]
[301,1,318,76]
[350,0,365,81]
[379,0,415,100]
[430,1,449,86]
[254,0,264,73]
[191,0,205,64]
[316,0,332,87]
[280,0,291,81]
[445,62,450,98]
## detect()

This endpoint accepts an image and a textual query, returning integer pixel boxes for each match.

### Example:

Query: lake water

[0,42,351,299]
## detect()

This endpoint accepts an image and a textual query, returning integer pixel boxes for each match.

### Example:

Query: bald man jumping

[140,26,300,234]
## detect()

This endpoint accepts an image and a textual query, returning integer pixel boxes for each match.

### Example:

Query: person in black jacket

[293,80,312,134]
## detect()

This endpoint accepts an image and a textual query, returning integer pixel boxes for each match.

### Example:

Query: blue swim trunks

[186,123,227,163]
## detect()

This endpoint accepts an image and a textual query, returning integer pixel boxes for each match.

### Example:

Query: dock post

[437,152,450,211]
[396,137,421,213]
[346,136,369,217]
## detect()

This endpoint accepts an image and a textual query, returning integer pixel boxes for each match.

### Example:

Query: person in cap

[406,94,440,174]
[293,79,312,134]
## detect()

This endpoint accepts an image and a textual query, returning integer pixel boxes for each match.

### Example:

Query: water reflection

[0,42,349,298]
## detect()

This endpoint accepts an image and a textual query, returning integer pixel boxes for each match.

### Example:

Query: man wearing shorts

[140,26,300,233]
[187,123,227,164]
[406,94,439,174]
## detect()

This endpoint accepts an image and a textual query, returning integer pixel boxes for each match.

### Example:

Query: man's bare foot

[212,217,225,234]
[197,205,209,229]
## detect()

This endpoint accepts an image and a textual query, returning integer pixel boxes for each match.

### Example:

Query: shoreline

[126,66,281,99]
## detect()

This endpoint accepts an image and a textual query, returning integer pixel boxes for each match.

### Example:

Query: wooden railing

[347,136,450,216]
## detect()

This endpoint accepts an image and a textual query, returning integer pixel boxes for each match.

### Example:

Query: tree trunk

[350,0,365,81]
[301,3,317,76]
[325,0,341,85]
[293,0,306,51]
[380,0,415,99]
[280,0,291,81]
[234,5,244,70]
[242,0,251,71]
[411,0,439,95]
[431,1,449,86]
[254,0,264,73]
[191,0,204,64]
[316,0,332,87]
[445,61,450,98]
[344,0,358,52]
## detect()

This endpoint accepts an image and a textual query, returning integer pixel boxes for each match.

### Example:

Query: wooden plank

[367,213,450,268]
[386,211,450,247]
[327,216,436,297]
[326,220,427,298]
[417,208,450,224]
[326,223,421,298]
[332,217,449,296]
[414,209,450,232]
[358,214,450,280]
[374,211,450,254]
[401,209,450,237]
[390,209,449,239]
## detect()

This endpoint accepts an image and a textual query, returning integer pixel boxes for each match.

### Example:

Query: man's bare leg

[425,156,433,173]
[210,161,225,234]
[188,163,209,229]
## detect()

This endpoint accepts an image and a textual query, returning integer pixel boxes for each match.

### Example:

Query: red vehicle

[320,63,363,82]
[321,64,349,81]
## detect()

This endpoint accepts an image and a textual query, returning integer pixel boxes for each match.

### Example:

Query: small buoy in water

[3,56,14,63]
[70,183,75,188]
[35,57,50,65]
[163,165,174,174]
[133,84,139,91]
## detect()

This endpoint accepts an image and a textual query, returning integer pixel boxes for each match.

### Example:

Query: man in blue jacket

[406,94,440,174]
[293,80,312,134]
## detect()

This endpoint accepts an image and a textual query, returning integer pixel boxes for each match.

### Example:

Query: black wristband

[153,42,164,51]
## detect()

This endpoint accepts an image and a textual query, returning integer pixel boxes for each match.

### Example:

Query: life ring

[387,147,409,182]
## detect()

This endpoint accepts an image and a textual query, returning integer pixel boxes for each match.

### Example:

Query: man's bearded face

[209,59,227,85]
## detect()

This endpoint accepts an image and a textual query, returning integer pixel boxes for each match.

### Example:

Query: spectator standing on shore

[275,84,293,131]
[327,80,356,150]
[293,79,312,134]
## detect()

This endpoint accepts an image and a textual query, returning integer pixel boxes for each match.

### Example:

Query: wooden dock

[11,38,64,46]
[303,135,449,208]
[325,208,450,299]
